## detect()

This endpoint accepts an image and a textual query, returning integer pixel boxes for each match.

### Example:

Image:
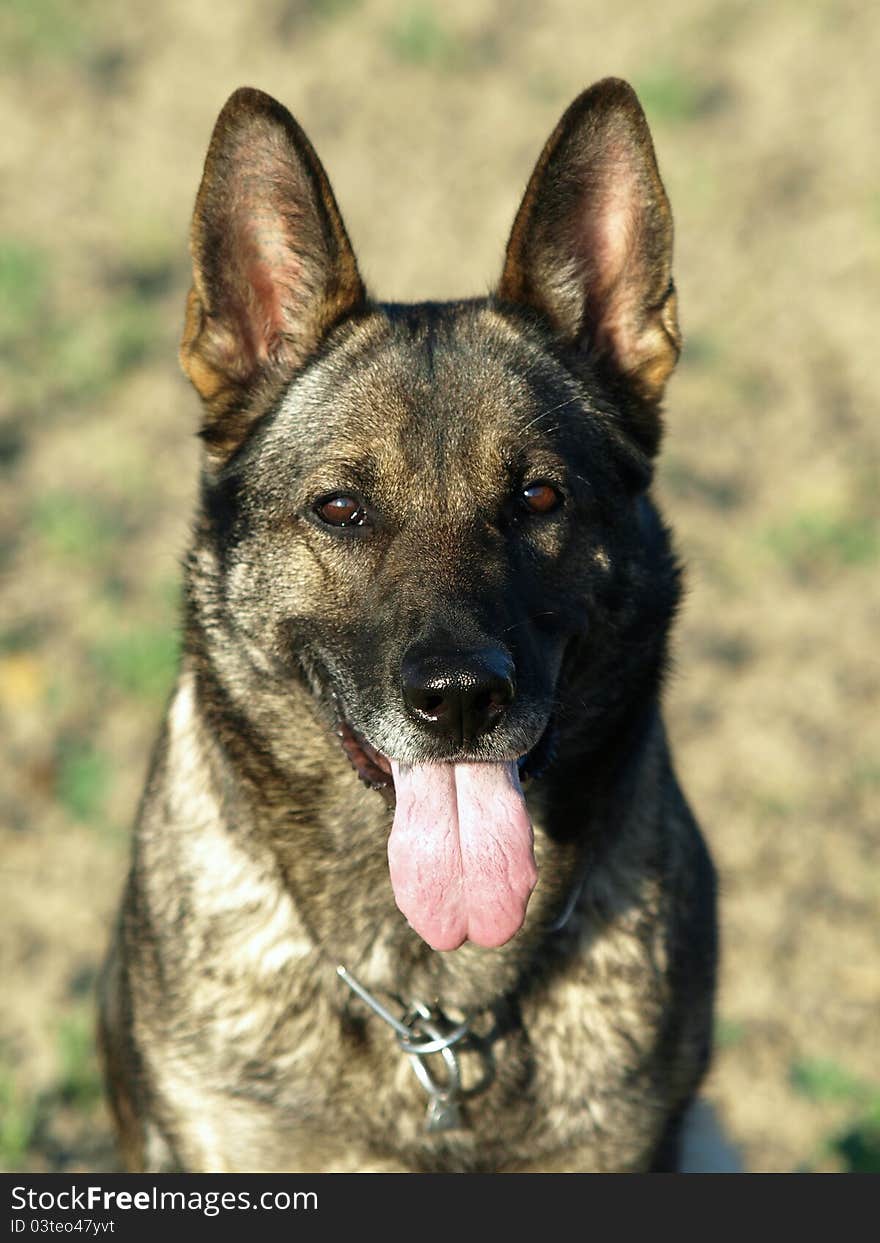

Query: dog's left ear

[498,78,680,446]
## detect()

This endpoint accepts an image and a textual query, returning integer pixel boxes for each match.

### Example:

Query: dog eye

[521,482,562,515]
[314,494,367,528]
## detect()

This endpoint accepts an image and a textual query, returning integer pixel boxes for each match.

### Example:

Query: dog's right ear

[180,88,365,458]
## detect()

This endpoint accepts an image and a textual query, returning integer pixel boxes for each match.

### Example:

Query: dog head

[180,81,681,950]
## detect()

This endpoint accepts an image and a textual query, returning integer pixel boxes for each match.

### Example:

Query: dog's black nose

[401,645,516,746]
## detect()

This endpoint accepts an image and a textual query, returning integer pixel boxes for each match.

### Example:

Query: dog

[99,77,718,1173]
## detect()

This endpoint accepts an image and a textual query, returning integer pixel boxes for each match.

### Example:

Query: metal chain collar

[337,964,482,1132]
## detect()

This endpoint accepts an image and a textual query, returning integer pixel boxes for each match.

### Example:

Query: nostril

[474,688,504,716]
[489,684,514,711]
[421,692,445,716]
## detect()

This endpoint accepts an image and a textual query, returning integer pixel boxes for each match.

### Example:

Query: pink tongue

[387,760,537,951]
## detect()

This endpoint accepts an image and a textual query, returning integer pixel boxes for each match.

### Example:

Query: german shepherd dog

[99,78,717,1173]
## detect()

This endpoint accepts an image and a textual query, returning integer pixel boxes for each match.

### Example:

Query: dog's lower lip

[336,719,393,789]
[335,716,553,791]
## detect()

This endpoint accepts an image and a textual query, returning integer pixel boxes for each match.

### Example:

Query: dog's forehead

[271,305,577,498]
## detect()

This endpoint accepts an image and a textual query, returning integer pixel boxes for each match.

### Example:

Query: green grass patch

[91,625,180,703]
[306,0,360,17]
[702,634,752,669]
[0,236,58,412]
[0,1012,105,1170]
[634,66,711,124]
[277,0,361,32]
[0,1067,39,1170]
[527,71,564,104]
[55,739,111,824]
[50,297,166,402]
[0,623,42,655]
[29,492,122,566]
[0,239,49,345]
[851,760,880,790]
[104,295,168,375]
[0,418,25,472]
[0,0,92,69]
[109,254,178,302]
[792,1058,880,1172]
[752,787,798,820]
[682,333,722,368]
[56,1012,103,1109]
[1,243,166,412]
[763,509,880,574]
[153,575,184,612]
[732,366,776,407]
[387,3,459,67]
[831,1116,880,1174]
[715,1017,746,1049]
[790,1058,872,1103]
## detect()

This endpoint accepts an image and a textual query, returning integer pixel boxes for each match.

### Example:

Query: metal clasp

[337,965,470,1132]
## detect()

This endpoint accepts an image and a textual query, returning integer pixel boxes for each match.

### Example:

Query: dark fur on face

[100,79,717,1174]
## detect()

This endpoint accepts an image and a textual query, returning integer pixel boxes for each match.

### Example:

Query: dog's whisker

[499,612,559,636]
[518,396,581,436]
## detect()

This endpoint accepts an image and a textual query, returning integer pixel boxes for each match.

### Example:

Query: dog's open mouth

[334,717,557,952]
[335,720,393,790]
[335,718,556,792]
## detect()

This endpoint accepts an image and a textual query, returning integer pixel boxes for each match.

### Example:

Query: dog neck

[336,964,512,1133]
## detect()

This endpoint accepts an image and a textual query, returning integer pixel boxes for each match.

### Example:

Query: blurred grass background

[0,0,878,1172]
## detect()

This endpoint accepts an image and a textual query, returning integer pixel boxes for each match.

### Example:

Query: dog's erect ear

[498,79,680,427]
[180,88,364,453]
